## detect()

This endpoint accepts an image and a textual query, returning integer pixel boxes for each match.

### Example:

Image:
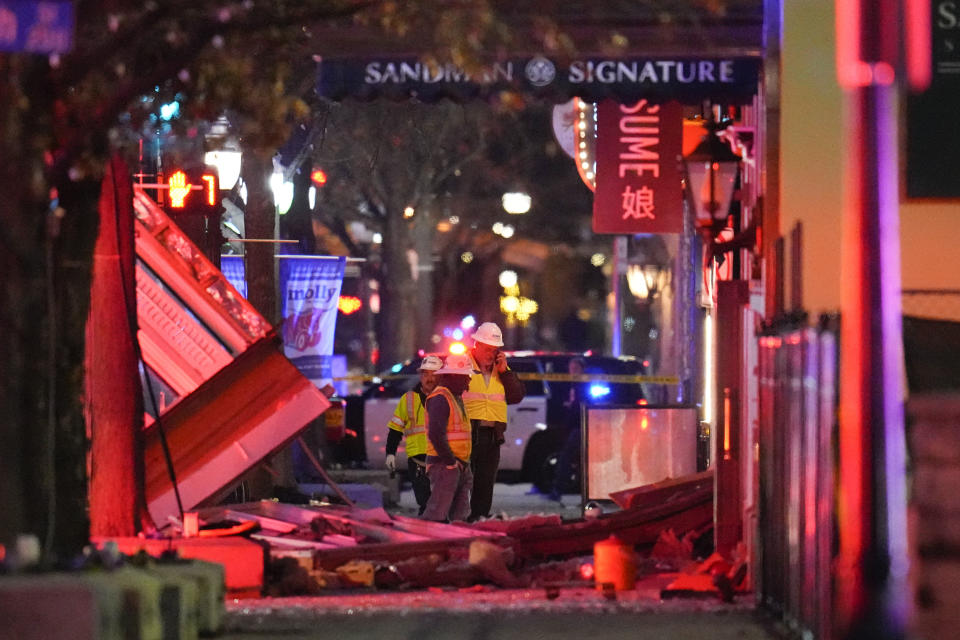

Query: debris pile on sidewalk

[180,470,724,598]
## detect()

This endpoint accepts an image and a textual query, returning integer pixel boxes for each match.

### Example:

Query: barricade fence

[757,319,837,640]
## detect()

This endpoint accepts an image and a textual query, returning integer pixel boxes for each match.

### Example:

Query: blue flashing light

[588,383,611,399]
[390,363,403,373]
[461,315,476,329]
[159,101,180,121]
[452,328,464,340]
[442,327,453,338]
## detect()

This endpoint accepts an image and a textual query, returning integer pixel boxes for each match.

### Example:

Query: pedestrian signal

[165,168,220,213]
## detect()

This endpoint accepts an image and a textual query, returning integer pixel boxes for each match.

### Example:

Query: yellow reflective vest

[425,387,472,461]
[387,390,427,457]
[462,353,508,423]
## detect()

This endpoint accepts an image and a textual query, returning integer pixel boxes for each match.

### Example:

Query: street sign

[0,1,74,54]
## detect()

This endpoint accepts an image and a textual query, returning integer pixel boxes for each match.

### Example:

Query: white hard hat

[471,321,504,347]
[418,355,443,371]
[436,353,477,376]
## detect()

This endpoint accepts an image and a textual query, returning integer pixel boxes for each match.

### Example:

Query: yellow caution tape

[331,372,679,384]
[514,372,680,384]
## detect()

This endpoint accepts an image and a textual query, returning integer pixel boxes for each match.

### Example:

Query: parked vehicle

[335,352,648,492]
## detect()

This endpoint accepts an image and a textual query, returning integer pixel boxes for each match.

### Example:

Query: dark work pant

[470,425,501,519]
[422,461,472,522]
[408,454,431,515]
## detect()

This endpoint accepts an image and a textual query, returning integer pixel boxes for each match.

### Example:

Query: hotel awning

[317,55,761,104]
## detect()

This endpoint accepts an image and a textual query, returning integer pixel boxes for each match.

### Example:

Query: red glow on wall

[338,295,362,315]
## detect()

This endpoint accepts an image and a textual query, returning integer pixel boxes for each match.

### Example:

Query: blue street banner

[219,255,345,387]
[0,1,74,54]
[280,256,345,386]
[220,255,247,297]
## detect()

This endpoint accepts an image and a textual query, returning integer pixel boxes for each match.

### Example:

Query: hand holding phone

[494,349,508,373]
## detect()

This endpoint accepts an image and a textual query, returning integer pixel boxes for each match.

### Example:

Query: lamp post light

[626,263,668,300]
[501,191,531,215]
[683,116,741,239]
[204,115,242,191]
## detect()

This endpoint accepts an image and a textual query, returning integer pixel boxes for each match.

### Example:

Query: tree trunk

[242,151,278,325]
[381,206,417,366]
[1,69,97,558]
[87,157,146,536]
[412,200,436,350]
[239,150,299,493]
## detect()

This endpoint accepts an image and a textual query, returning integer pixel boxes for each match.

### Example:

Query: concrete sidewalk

[222,575,786,639]
[221,482,785,640]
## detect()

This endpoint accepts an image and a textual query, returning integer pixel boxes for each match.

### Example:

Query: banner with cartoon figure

[280,256,345,386]
[219,255,344,387]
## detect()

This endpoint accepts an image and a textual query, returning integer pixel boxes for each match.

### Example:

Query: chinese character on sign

[621,185,655,220]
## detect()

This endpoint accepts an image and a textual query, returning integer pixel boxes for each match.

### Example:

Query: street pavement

[220,483,787,639]
[391,481,588,520]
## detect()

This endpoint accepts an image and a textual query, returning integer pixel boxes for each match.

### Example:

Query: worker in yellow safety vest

[384,354,443,515]
[463,322,525,522]
[421,353,477,522]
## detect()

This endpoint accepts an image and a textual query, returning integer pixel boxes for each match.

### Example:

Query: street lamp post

[682,114,744,556]
[683,116,741,239]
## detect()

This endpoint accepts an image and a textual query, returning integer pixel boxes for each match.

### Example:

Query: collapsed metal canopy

[317,55,761,104]
[132,186,332,525]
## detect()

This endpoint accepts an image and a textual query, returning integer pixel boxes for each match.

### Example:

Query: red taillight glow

[580,562,595,580]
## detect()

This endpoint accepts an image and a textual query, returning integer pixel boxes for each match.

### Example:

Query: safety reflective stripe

[425,387,471,459]
[387,391,428,455]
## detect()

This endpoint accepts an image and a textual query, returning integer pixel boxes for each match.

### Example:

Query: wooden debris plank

[512,483,713,557]
[389,514,507,539]
[310,510,430,544]
[251,533,339,550]
[608,469,714,510]
[312,537,484,571]
[321,534,358,547]
[221,509,300,534]
[225,501,324,525]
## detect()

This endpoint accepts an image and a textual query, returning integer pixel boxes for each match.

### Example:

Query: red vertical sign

[592,99,684,234]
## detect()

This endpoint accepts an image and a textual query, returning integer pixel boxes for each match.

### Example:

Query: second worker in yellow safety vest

[464,322,525,522]
[384,354,443,515]
[422,353,477,522]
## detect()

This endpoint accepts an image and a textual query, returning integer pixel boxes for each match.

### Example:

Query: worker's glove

[385,454,396,472]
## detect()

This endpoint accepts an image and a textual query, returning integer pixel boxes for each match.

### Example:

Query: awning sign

[318,55,760,104]
[0,1,74,54]
[220,255,345,387]
[592,99,684,234]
